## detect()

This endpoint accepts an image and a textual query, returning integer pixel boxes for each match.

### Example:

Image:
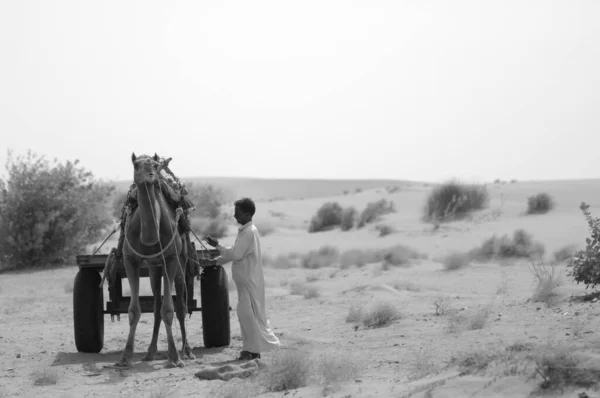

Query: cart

[72,245,230,353]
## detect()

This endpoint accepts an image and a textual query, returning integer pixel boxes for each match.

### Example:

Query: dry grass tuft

[433,296,451,316]
[301,246,339,269]
[552,244,578,264]
[532,344,600,391]
[448,306,491,333]
[392,281,420,292]
[31,367,59,386]
[469,229,545,262]
[375,223,395,237]
[289,282,320,299]
[347,301,401,329]
[441,252,471,271]
[317,355,364,394]
[529,262,562,305]
[260,349,312,392]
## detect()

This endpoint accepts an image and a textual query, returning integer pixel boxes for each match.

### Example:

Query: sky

[1,0,599,183]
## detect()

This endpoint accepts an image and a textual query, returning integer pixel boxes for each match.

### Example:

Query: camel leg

[143,265,162,361]
[115,257,141,368]
[174,262,195,360]
[162,258,184,368]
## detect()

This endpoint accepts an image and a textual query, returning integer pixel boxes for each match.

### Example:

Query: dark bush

[340,207,357,231]
[469,229,545,262]
[308,202,343,233]
[526,193,554,215]
[358,199,396,227]
[570,203,600,289]
[423,180,488,222]
[0,150,114,270]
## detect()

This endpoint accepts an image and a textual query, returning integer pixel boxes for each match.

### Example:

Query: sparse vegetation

[347,301,401,329]
[340,207,357,231]
[423,180,488,223]
[317,355,364,394]
[553,244,578,264]
[532,344,600,391]
[290,282,320,299]
[433,296,451,316]
[570,202,600,289]
[448,306,491,332]
[261,349,312,392]
[263,253,300,269]
[469,229,545,262]
[308,202,343,233]
[301,246,339,269]
[358,199,396,228]
[0,150,114,270]
[530,261,562,305]
[375,223,394,237]
[339,245,424,269]
[186,182,230,239]
[441,252,471,270]
[31,368,59,386]
[526,192,554,215]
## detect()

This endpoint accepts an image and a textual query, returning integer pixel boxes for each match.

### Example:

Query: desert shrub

[340,245,423,269]
[308,202,343,233]
[0,150,114,270]
[290,282,320,299]
[339,249,379,269]
[423,180,488,222]
[533,345,599,391]
[442,252,471,270]
[190,216,228,239]
[301,245,339,269]
[553,244,578,264]
[111,190,129,219]
[469,229,545,262]
[357,199,396,227]
[261,349,312,392]
[340,207,357,231]
[359,301,400,328]
[264,253,299,269]
[382,244,424,266]
[375,223,394,237]
[448,306,491,332]
[570,202,600,289]
[317,355,364,394]
[530,262,561,305]
[526,193,554,215]
[31,368,59,386]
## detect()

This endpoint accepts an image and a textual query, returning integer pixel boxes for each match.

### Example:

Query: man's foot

[237,351,260,360]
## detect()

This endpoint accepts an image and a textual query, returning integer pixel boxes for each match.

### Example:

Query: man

[204,197,280,360]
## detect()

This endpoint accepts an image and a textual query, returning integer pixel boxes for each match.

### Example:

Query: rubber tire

[73,269,104,353]
[200,266,231,348]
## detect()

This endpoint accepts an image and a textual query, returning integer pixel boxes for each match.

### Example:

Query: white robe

[215,221,280,353]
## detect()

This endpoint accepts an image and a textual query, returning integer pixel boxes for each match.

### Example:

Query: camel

[115,153,194,368]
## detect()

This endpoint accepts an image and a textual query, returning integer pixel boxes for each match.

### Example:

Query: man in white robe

[204,198,280,360]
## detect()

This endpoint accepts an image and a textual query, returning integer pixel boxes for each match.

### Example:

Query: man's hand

[204,235,219,248]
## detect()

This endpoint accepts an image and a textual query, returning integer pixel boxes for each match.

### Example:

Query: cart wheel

[73,269,104,353]
[200,266,231,348]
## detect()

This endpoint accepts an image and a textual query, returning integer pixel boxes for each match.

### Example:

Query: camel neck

[136,182,161,246]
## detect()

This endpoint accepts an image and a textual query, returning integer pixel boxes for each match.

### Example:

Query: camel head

[131,152,160,185]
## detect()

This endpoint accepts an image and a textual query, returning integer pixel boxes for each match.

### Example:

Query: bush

[530,262,561,305]
[358,199,396,227]
[0,150,114,270]
[261,350,312,392]
[570,202,600,288]
[470,229,545,262]
[442,252,471,270]
[553,244,578,264]
[308,202,343,233]
[301,246,339,269]
[358,301,401,328]
[375,224,394,237]
[423,180,488,222]
[189,216,228,239]
[340,207,357,231]
[526,193,554,215]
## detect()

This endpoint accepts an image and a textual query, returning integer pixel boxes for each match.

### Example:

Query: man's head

[233,197,256,225]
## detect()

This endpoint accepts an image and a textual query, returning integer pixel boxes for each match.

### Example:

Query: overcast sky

[1,0,599,183]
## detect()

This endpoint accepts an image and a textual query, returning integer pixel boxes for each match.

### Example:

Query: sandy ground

[2,179,600,397]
